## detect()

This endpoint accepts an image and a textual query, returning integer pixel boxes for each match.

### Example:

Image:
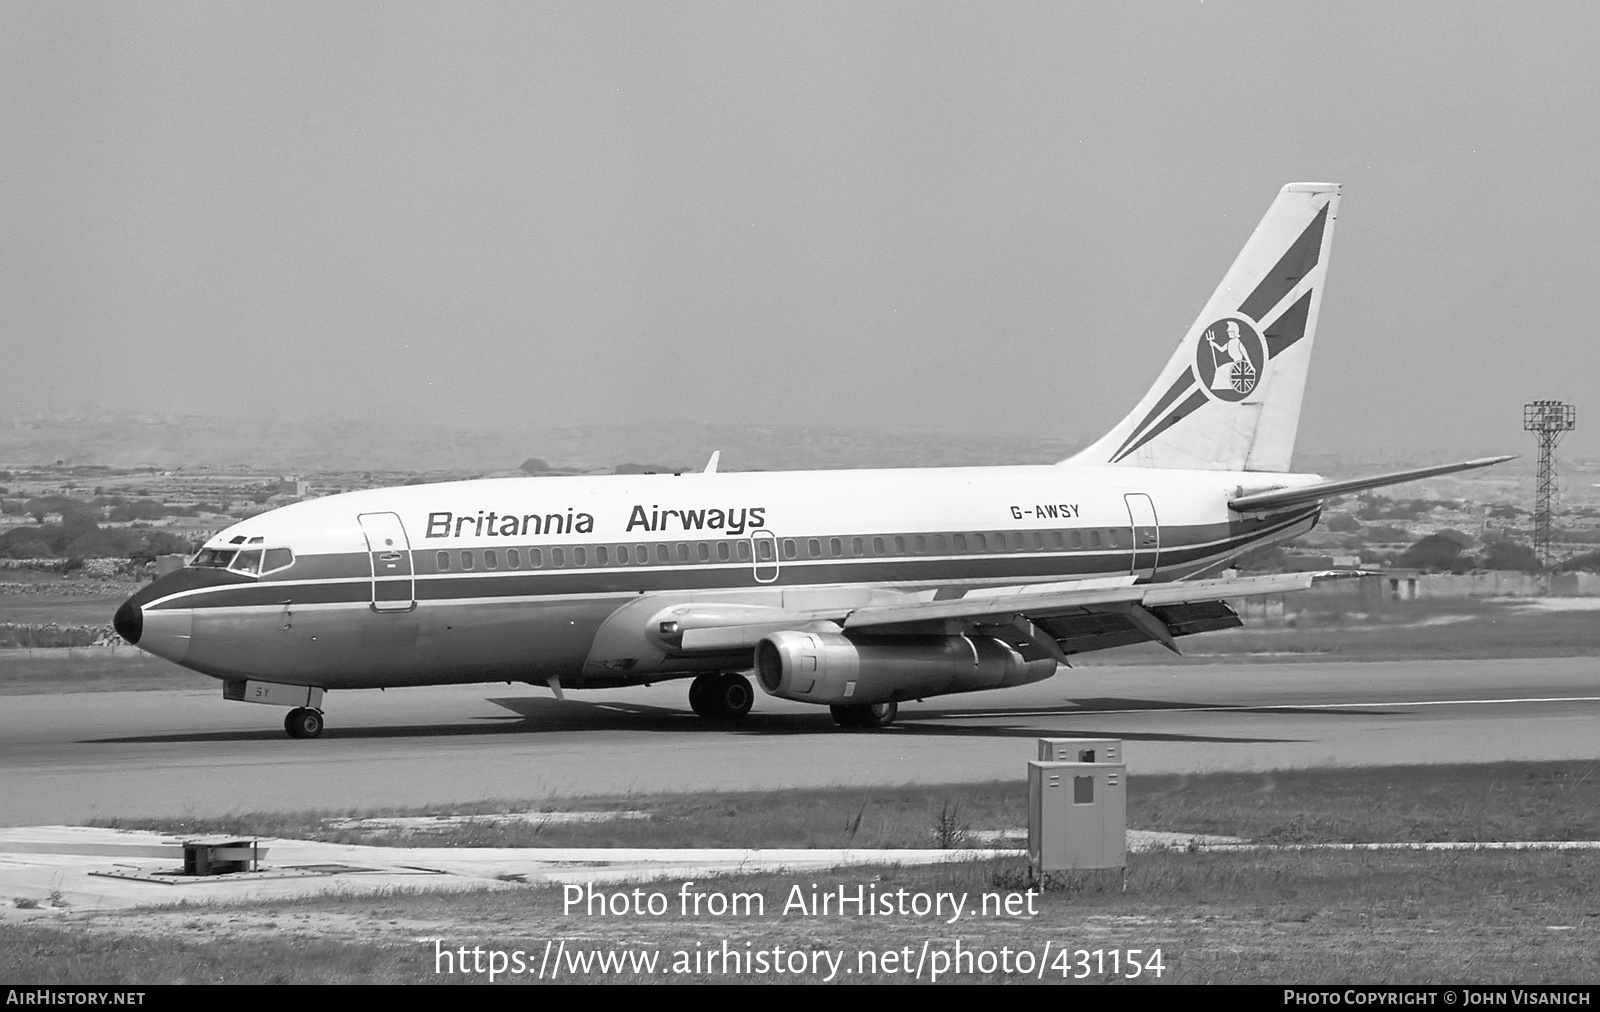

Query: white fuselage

[119,462,1321,692]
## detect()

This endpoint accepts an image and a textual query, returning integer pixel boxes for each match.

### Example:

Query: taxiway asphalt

[2,657,1597,825]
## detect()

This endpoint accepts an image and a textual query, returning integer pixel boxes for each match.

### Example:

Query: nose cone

[113,598,143,645]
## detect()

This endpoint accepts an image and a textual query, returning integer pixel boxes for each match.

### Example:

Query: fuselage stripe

[144,508,1317,612]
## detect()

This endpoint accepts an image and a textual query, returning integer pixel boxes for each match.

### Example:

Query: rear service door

[1123,493,1160,581]
[357,512,416,612]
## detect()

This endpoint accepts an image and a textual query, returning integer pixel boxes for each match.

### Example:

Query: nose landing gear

[284,707,325,739]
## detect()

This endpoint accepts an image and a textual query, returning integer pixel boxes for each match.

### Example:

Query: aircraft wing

[1228,455,1514,512]
[669,572,1315,658]
[838,572,1311,627]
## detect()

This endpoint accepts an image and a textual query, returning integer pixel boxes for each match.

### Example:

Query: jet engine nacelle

[755,630,1058,706]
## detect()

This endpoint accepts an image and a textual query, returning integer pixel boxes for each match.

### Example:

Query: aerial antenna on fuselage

[703,450,721,474]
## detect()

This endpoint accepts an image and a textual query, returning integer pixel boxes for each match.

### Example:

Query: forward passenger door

[357,512,416,612]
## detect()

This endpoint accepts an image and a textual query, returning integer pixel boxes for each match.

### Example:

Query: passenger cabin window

[736,541,751,562]
[697,543,709,562]
[572,546,586,567]
[656,544,670,564]
[437,551,451,571]
[461,551,475,570]
[717,542,730,561]
[595,546,609,566]
[484,550,498,570]
[808,538,821,558]
[954,533,967,552]
[783,540,797,560]
[529,548,543,568]
[1090,531,1101,548]
[507,548,520,568]
[676,543,689,563]
[851,537,864,556]
[551,547,565,568]
[616,545,630,565]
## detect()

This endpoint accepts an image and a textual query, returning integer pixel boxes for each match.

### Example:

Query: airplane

[113,182,1510,739]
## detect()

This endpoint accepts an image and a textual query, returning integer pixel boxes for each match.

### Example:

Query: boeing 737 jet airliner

[114,183,1508,738]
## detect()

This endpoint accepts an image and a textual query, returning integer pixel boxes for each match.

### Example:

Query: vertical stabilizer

[1067,183,1339,472]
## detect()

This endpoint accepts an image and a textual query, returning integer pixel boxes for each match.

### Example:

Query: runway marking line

[934,696,1600,719]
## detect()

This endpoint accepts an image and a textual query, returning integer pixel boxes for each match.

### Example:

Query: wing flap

[662,573,1313,654]
[1046,600,1243,656]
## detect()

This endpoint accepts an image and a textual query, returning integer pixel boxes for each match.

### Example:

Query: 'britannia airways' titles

[626,505,765,535]
[423,504,767,540]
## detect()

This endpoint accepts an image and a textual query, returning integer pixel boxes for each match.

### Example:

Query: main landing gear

[688,672,754,720]
[830,701,898,729]
[284,707,325,739]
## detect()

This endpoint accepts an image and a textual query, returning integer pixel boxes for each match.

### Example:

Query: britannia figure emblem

[1195,318,1265,402]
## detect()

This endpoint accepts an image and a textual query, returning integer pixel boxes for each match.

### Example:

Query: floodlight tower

[1522,400,1576,569]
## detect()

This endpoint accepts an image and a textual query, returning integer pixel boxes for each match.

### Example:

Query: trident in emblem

[1206,321,1257,394]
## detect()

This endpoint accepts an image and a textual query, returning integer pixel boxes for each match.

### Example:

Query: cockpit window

[191,546,292,576]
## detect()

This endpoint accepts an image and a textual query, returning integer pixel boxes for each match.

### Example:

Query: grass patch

[91,761,1600,849]
[1087,596,1600,664]
[6,851,1599,983]
[0,651,203,694]
[1133,763,1600,843]
[93,783,1025,851]
[0,590,135,627]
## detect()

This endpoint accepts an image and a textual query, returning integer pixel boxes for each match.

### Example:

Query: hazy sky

[4,2,1597,460]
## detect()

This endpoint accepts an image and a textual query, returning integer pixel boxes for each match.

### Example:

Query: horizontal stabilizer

[1227,455,1514,512]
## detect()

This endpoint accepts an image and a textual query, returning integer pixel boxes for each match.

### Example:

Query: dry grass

[0,651,201,694]
[92,761,1600,850]
[1085,597,1600,664]
[5,850,1597,983]
[25,763,1600,983]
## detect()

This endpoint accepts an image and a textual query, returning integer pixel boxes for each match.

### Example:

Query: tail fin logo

[1195,317,1266,402]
